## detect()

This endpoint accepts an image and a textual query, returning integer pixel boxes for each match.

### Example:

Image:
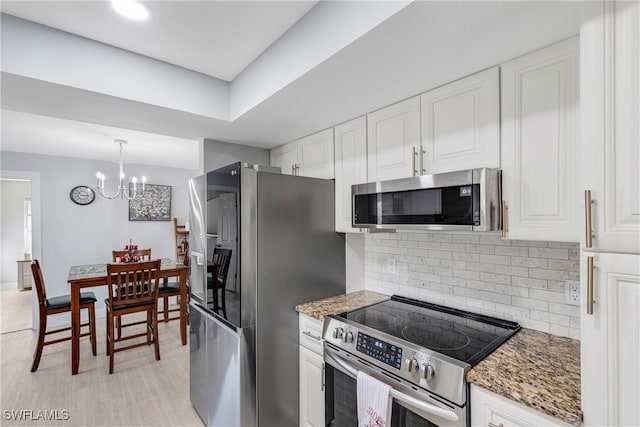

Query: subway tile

[548,241,579,249]
[495,246,529,256]
[466,280,497,293]
[513,276,548,289]
[547,280,565,292]
[479,254,511,265]
[453,252,480,262]
[417,241,442,250]
[529,268,570,281]
[454,287,481,299]
[479,290,512,305]
[379,239,400,247]
[480,272,512,285]
[530,310,571,327]
[467,299,496,312]
[440,260,466,270]
[511,240,548,247]
[494,265,529,278]
[511,256,548,268]
[466,262,496,273]
[549,302,580,318]
[479,235,510,245]
[440,276,467,287]
[465,244,495,254]
[549,324,571,338]
[495,303,530,319]
[512,316,550,332]
[568,248,580,260]
[428,250,453,260]
[453,269,480,280]
[440,243,467,252]
[529,289,566,304]
[529,247,569,260]
[495,284,529,297]
[452,234,480,244]
[512,296,549,311]
[547,259,580,272]
[399,240,419,248]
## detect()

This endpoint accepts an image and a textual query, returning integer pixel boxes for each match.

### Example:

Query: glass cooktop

[337,295,520,366]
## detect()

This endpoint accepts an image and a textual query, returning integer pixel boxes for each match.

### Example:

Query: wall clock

[69,185,96,206]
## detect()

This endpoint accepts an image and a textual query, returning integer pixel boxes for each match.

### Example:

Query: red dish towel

[357,371,392,427]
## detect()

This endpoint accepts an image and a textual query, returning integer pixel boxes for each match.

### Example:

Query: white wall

[0,179,31,283]
[203,138,269,171]
[1,151,198,319]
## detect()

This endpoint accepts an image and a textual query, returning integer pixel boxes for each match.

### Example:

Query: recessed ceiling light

[111,0,150,22]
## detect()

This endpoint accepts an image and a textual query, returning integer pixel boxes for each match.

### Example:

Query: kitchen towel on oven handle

[357,371,392,427]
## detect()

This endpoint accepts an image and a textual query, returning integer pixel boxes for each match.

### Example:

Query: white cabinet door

[421,67,500,174]
[335,116,367,233]
[471,386,573,427]
[581,252,640,427]
[298,128,335,179]
[270,142,298,175]
[299,345,325,427]
[581,1,640,254]
[367,96,421,182]
[501,37,580,241]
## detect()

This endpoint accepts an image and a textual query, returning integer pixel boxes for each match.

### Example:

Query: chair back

[107,259,161,309]
[112,248,152,262]
[212,248,232,289]
[30,260,47,308]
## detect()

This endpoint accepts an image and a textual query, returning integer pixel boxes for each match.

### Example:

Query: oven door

[324,345,467,427]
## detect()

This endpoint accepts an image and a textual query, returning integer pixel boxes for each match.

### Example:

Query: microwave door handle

[325,350,459,422]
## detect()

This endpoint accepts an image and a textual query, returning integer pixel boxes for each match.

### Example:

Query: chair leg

[163,296,169,323]
[108,310,115,374]
[30,311,47,373]
[152,309,160,361]
[105,311,110,356]
[147,311,152,344]
[88,305,97,356]
[116,315,122,339]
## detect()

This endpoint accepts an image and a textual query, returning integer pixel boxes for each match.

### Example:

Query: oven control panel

[356,332,403,370]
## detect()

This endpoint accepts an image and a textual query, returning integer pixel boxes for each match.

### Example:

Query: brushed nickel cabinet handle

[291,164,296,175]
[587,255,595,315]
[420,146,426,175]
[412,146,418,176]
[295,164,301,176]
[585,190,594,248]
[488,423,504,427]
[501,201,509,239]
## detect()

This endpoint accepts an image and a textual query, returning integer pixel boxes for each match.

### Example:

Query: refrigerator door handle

[191,251,205,265]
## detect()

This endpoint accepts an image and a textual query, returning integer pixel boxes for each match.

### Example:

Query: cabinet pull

[295,164,301,176]
[585,190,594,248]
[291,164,296,175]
[420,146,426,175]
[302,330,322,341]
[501,201,509,239]
[412,147,418,176]
[587,255,595,315]
[488,423,504,427]
[321,363,326,392]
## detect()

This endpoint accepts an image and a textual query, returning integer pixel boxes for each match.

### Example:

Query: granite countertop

[467,328,582,426]
[295,290,390,320]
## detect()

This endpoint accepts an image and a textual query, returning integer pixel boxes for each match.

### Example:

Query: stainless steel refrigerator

[188,162,346,427]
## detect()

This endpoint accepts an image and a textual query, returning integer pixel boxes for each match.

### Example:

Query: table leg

[180,269,187,346]
[71,283,80,375]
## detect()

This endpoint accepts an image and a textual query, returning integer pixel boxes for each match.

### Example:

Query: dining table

[67,258,188,375]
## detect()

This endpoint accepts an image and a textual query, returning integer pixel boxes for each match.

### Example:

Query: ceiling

[0,1,583,168]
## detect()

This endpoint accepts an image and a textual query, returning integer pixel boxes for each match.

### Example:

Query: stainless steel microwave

[352,168,501,231]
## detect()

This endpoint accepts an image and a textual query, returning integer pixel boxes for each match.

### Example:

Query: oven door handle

[325,350,460,422]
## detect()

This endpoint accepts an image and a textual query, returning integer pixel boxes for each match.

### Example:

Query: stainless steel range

[323,295,520,427]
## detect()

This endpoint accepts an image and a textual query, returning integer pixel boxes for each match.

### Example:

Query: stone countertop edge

[295,290,390,321]
[466,328,582,426]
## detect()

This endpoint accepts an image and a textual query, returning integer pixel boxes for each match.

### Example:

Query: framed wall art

[128,184,172,221]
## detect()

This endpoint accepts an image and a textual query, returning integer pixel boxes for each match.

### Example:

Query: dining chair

[105,259,161,374]
[159,241,189,323]
[111,248,152,338]
[112,248,152,262]
[30,259,97,372]
[208,248,232,319]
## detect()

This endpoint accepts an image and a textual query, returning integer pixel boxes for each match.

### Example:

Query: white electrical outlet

[565,280,580,306]
[385,258,397,274]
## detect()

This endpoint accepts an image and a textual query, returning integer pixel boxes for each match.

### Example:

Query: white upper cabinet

[270,129,335,179]
[420,67,500,174]
[581,1,640,254]
[367,96,421,182]
[270,141,298,176]
[500,37,580,241]
[334,116,367,233]
[298,128,335,179]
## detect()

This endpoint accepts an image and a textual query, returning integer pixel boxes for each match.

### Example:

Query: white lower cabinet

[299,314,325,427]
[471,386,573,427]
[580,251,640,427]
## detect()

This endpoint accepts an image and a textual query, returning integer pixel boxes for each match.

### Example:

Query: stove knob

[332,327,344,339]
[420,363,435,380]
[405,357,419,373]
[343,331,354,343]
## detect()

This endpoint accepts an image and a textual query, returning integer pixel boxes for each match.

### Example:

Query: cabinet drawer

[299,314,323,355]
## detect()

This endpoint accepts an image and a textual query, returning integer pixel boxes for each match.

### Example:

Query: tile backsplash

[364,232,580,339]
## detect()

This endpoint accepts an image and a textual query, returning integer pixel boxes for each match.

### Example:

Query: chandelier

[96,139,147,201]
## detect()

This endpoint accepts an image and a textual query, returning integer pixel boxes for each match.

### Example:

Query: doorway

[0,171,41,333]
